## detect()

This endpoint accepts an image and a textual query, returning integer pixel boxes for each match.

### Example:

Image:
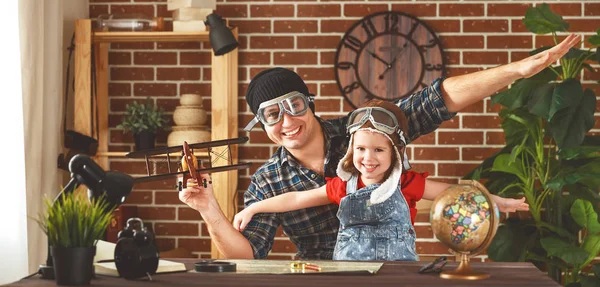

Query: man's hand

[516,33,580,78]
[492,195,530,213]
[232,207,256,232]
[178,172,214,212]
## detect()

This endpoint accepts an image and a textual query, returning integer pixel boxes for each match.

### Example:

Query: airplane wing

[125,137,249,159]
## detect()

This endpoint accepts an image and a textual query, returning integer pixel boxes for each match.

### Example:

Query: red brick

[299,4,341,17]
[438,131,483,145]
[439,4,484,17]
[134,52,177,65]
[110,4,154,16]
[274,52,317,65]
[134,178,177,191]
[178,238,212,252]
[320,83,340,97]
[123,191,152,205]
[486,131,506,145]
[488,3,531,17]
[110,160,148,175]
[461,101,484,113]
[410,132,436,145]
[180,83,211,97]
[535,35,558,48]
[463,52,508,65]
[313,99,341,113]
[585,3,600,16]
[109,52,131,65]
[425,20,460,33]
[440,35,484,49]
[391,4,437,17]
[409,164,435,175]
[463,147,501,162]
[297,36,340,49]
[511,51,532,63]
[342,4,387,17]
[178,207,203,221]
[413,147,459,161]
[155,238,176,253]
[438,163,481,177]
[248,131,272,144]
[488,36,533,49]
[251,36,294,49]
[180,52,211,65]
[230,20,271,34]
[464,20,508,33]
[155,191,185,205]
[110,42,154,50]
[216,4,248,18]
[251,5,294,17]
[156,4,169,18]
[511,19,528,33]
[439,117,459,129]
[546,3,582,16]
[157,42,200,50]
[109,83,131,97]
[90,0,129,2]
[445,50,460,65]
[415,226,434,239]
[297,68,334,81]
[463,115,502,129]
[110,67,154,81]
[569,19,600,32]
[416,242,451,255]
[138,207,176,220]
[320,20,357,33]
[133,83,177,97]
[271,239,297,253]
[240,52,270,65]
[239,146,271,160]
[416,212,430,223]
[90,5,108,18]
[155,222,198,236]
[320,51,335,65]
[274,20,318,33]
[157,68,200,81]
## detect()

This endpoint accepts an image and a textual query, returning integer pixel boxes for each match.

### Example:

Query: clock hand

[367,50,391,66]
[378,57,398,79]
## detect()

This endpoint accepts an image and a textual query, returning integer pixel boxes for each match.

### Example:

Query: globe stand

[440,252,489,280]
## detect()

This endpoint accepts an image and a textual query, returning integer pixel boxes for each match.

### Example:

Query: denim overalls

[332,175,419,261]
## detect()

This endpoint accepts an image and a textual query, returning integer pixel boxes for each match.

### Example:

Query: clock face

[335,11,445,108]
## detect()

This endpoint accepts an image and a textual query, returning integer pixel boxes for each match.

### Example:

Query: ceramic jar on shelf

[167,94,210,147]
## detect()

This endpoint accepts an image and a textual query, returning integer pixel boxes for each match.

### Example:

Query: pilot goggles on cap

[347,107,399,135]
[244,91,313,131]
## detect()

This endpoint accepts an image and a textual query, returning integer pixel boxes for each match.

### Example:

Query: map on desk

[191,259,383,275]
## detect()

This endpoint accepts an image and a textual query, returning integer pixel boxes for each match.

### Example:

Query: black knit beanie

[246,68,315,116]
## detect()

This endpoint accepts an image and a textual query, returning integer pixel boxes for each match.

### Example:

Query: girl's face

[352,130,393,185]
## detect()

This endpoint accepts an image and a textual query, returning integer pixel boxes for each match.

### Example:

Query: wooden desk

[7,259,559,287]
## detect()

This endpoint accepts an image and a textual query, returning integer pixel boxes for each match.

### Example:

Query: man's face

[263,108,318,152]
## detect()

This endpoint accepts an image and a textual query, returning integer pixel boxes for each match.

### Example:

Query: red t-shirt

[325,171,429,225]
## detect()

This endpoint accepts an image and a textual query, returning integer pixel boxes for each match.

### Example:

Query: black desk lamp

[39,154,134,279]
[205,13,238,56]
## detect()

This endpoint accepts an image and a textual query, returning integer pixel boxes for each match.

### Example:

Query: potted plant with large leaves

[117,98,168,151]
[36,192,114,285]
[466,4,600,287]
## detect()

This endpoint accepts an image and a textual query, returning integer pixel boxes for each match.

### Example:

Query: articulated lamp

[205,13,238,56]
[39,154,134,279]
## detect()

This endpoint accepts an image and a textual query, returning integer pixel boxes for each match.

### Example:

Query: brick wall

[89,0,600,260]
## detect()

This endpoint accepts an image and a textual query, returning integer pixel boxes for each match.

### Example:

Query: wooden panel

[94,42,109,170]
[74,19,92,137]
[93,31,209,43]
[210,27,239,259]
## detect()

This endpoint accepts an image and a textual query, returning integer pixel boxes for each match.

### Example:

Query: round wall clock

[335,11,445,108]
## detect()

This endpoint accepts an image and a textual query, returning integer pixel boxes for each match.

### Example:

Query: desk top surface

[7,259,560,287]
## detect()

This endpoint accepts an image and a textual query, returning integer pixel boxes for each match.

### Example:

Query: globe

[430,180,500,280]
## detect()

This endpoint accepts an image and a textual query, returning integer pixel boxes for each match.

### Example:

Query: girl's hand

[232,207,256,232]
[493,196,529,213]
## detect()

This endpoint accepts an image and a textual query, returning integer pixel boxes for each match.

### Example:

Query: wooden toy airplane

[125,137,251,189]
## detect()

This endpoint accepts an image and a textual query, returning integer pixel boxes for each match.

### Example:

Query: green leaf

[549,88,597,149]
[571,199,600,234]
[589,35,600,46]
[559,146,600,160]
[540,236,589,266]
[593,263,600,277]
[549,79,584,120]
[581,275,600,287]
[487,219,531,261]
[539,222,577,241]
[523,3,569,34]
[492,68,557,109]
[491,154,526,180]
[580,234,600,268]
[527,83,555,119]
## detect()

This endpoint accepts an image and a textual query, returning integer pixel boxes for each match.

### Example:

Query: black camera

[114,218,159,279]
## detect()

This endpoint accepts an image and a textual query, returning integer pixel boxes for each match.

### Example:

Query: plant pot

[134,131,156,151]
[51,246,96,286]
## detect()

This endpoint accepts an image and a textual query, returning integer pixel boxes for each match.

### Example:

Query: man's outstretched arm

[441,34,579,113]
[179,173,254,259]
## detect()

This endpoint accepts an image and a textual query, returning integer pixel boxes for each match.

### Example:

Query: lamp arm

[53,177,80,203]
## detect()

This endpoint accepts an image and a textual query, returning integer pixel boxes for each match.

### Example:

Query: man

[179,34,579,259]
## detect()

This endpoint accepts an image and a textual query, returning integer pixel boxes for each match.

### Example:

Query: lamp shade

[205,13,238,56]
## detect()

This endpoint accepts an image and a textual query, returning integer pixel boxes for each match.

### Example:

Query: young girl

[233,100,528,261]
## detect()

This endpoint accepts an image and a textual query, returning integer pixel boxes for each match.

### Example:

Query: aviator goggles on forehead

[347,107,399,135]
[244,91,313,131]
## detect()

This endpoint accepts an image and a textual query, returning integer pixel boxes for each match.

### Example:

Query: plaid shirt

[242,78,456,259]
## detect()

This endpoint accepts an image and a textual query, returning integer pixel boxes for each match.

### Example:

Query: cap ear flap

[336,134,354,181]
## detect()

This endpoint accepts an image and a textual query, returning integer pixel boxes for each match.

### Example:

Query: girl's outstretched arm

[233,185,329,231]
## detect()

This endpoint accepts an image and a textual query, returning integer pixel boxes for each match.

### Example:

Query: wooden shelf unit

[73,19,238,259]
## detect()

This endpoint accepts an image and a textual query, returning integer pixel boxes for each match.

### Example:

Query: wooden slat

[93,31,209,43]
[210,27,239,259]
[73,19,92,137]
[94,42,109,170]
